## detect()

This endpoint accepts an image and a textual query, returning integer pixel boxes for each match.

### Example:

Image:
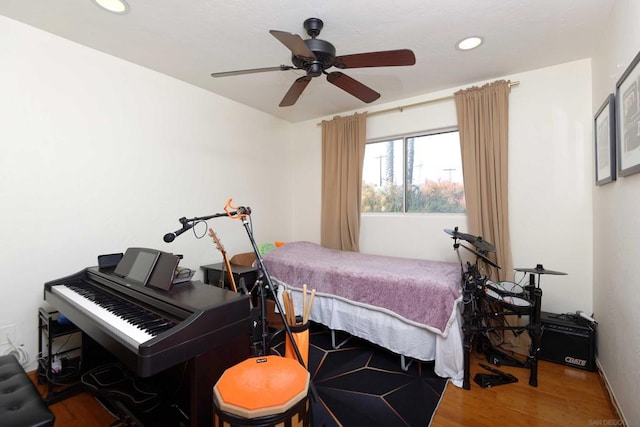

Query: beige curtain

[320,112,367,251]
[454,80,512,282]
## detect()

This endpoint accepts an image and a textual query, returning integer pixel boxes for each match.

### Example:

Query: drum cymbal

[444,228,475,241]
[514,264,567,275]
[444,228,496,252]
[460,244,501,269]
[472,237,496,253]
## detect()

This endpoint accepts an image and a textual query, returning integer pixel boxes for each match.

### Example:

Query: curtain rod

[317,80,520,125]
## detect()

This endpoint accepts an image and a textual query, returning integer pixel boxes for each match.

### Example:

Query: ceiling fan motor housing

[292,38,336,76]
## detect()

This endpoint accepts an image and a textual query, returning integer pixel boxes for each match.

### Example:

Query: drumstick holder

[285,317,310,368]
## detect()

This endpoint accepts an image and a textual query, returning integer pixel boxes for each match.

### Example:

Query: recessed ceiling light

[456,36,483,51]
[92,0,129,14]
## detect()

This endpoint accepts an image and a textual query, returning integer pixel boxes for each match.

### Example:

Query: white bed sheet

[275,279,464,388]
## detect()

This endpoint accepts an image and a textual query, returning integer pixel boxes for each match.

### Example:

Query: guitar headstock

[208,228,226,254]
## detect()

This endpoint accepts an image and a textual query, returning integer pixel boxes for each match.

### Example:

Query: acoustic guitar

[208,228,237,293]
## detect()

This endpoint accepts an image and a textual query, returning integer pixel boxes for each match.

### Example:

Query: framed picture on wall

[616,49,640,177]
[594,94,616,185]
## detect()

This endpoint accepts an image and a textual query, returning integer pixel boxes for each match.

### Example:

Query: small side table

[37,308,83,404]
[201,262,259,292]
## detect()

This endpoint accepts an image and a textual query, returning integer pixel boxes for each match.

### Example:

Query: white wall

[291,59,594,316]
[2,11,630,422]
[591,0,640,425]
[509,60,593,315]
[0,16,294,370]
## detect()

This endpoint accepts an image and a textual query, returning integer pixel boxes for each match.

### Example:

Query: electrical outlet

[0,325,16,346]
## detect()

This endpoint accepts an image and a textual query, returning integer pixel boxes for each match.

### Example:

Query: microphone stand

[166,204,320,409]
[233,209,318,405]
[171,207,307,368]
[164,212,234,242]
[181,211,233,223]
[235,215,307,367]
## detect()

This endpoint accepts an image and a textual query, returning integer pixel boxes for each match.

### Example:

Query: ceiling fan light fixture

[456,36,483,51]
[92,0,129,14]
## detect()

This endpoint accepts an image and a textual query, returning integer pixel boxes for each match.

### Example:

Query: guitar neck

[221,254,237,292]
[208,228,238,293]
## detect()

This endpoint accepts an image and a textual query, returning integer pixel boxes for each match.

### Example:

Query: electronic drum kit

[444,227,567,390]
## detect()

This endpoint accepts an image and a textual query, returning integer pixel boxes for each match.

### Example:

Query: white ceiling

[0,0,614,123]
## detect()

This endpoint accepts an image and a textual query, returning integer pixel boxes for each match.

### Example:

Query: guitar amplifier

[540,311,596,371]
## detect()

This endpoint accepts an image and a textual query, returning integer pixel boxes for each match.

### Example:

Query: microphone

[163,222,194,243]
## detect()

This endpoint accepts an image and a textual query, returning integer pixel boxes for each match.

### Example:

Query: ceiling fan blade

[269,30,316,59]
[326,72,380,103]
[280,76,312,107]
[333,49,416,69]
[211,65,294,78]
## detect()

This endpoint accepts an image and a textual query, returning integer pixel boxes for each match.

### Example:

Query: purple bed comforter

[262,241,462,335]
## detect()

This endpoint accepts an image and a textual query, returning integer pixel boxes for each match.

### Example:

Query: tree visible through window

[361,130,466,213]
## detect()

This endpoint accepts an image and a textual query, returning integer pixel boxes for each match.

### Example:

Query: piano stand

[82,331,249,427]
[95,395,145,427]
[188,334,249,426]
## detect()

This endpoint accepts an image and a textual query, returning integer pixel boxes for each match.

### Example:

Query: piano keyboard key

[52,283,175,350]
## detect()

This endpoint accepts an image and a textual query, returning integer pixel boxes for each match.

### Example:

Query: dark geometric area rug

[272,323,448,427]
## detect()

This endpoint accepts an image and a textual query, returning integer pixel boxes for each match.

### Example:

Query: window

[361,130,466,213]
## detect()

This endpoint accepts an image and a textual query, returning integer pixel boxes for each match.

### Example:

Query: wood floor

[431,352,622,427]
[30,371,117,426]
[31,352,621,426]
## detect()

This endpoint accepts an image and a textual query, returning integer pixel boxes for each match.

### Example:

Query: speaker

[540,311,596,371]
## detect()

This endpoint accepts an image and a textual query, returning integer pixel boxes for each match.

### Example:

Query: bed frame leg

[400,355,414,371]
[330,329,352,349]
[330,329,414,372]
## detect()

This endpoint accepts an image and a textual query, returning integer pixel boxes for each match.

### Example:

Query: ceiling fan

[210,18,416,107]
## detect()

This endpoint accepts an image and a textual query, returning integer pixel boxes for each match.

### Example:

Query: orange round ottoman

[213,356,310,427]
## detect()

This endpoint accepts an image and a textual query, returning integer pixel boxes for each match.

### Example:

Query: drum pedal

[473,364,518,388]
[486,348,528,368]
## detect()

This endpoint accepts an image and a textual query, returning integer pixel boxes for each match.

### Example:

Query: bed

[261,241,465,387]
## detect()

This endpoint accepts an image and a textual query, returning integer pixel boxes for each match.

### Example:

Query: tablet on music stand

[146,252,181,291]
[114,248,161,286]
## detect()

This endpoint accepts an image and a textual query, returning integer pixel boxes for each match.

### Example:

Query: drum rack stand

[445,228,554,390]
[461,263,543,390]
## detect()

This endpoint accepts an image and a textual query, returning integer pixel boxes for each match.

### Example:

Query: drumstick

[281,290,289,325]
[286,290,296,325]
[283,290,293,325]
[302,284,308,321]
[303,289,315,324]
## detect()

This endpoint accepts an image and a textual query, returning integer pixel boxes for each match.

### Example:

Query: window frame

[362,126,465,214]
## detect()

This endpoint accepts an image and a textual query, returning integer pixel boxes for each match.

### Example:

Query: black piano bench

[0,354,55,427]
